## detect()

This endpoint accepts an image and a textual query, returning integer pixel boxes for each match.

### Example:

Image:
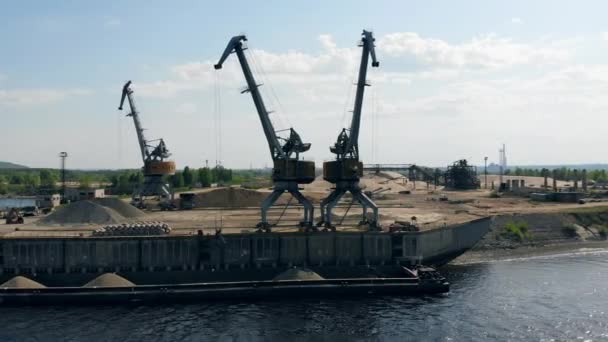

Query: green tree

[112,172,137,195]
[39,169,58,189]
[79,174,92,189]
[23,173,40,188]
[171,171,184,188]
[198,167,211,187]
[9,174,24,184]
[182,166,193,187]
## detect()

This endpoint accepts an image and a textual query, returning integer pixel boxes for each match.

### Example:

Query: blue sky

[2,1,608,168]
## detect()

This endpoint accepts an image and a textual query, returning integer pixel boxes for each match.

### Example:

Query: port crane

[215,35,316,232]
[119,81,176,208]
[318,30,380,230]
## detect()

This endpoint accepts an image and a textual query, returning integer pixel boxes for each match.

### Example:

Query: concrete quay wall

[0,218,491,275]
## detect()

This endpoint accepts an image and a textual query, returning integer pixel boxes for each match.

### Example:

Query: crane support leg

[350,188,380,230]
[318,188,346,231]
[318,181,380,231]
[258,181,313,232]
[258,190,284,232]
[131,175,172,209]
[288,188,314,231]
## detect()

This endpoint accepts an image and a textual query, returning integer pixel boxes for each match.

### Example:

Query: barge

[0,266,448,305]
[0,217,490,303]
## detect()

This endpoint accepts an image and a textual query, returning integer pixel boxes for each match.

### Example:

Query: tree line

[508,167,608,182]
[0,166,268,196]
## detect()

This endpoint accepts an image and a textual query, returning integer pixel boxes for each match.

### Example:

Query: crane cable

[371,85,376,163]
[246,47,291,135]
[338,63,358,133]
[214,70,223,167]
[117,107,123,168]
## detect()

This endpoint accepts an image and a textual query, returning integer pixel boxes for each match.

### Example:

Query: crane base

[259,181,314,232]
[131,175,172,209]
[318,180,380,231]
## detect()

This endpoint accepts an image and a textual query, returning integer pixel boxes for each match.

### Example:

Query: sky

[2,0,608,169]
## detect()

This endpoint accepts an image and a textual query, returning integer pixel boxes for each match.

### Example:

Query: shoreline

[451,239,608,265]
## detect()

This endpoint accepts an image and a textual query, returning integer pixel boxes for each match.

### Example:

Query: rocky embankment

[454,207,608,264]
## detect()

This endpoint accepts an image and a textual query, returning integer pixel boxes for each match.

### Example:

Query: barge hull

[0,278,449,306]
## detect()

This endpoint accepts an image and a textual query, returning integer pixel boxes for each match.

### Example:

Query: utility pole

[59,152,68,202]
[484,156,488,189]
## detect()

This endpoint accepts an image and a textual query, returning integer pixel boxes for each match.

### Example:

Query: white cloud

[511,17,523,25]
[136,32,570,106]
[378,32,567,69]
[0,88,90,106]
[110,32,608,166]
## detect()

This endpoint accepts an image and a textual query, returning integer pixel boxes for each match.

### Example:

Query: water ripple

[0,253,606,341]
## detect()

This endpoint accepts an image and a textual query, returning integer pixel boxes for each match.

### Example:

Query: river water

[0,249,607,342]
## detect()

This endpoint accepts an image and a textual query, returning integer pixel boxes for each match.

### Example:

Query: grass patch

[599,227,608,240]
[489,191,501,198]
[565,206,608,215]
[501,221,532,242]
[561,223,578,237]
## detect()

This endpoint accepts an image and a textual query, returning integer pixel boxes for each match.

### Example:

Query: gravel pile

[83,273,135,288]
[93,198,144,218]
[39,198,145,225]
[195,187,268,208]
[40,201,125,225]
[273,267,324,281]
[93,222,171,236]
[1,276,46,288]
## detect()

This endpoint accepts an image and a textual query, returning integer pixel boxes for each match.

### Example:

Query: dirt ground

[2,173,606,237]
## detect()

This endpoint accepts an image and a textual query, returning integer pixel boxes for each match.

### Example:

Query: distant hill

[0,161,28,169]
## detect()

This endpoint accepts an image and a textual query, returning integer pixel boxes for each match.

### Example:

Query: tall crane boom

[119,81,148,162]
[215,35,315,231]
[331,30,379,160]
[117,80,175,209]
[215,36,287,160]
[319,30,381,231]
[119,81,171,162]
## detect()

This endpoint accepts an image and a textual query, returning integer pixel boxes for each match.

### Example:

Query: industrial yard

[2,172,605,238]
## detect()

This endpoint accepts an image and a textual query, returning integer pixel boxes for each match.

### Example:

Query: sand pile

[304,175,333,192]
[1,276,46,288]
[83,273,135,288]
[195,187,268,208]
[93,198,144,218]
[273,267,324,281]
